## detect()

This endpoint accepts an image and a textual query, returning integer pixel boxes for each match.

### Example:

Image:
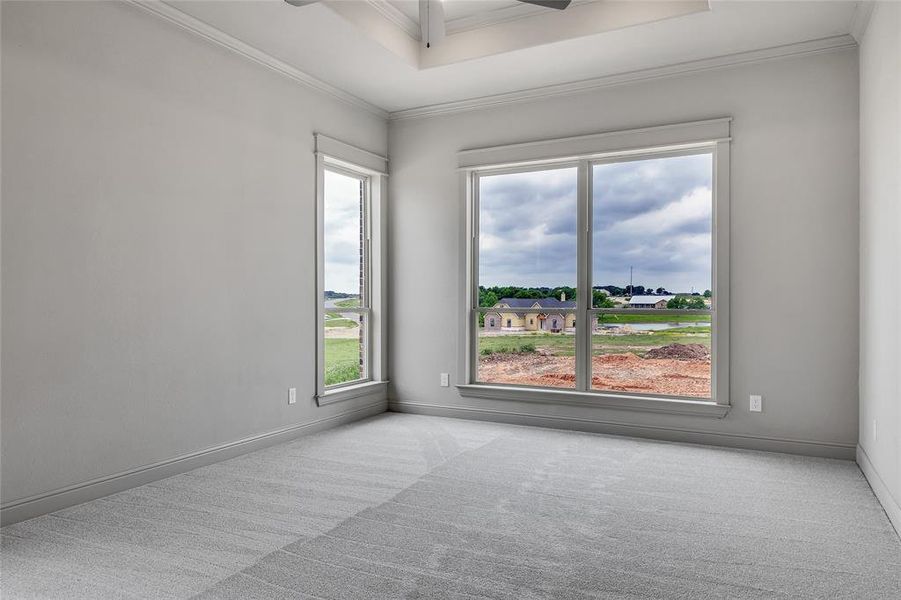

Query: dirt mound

[597,353,644,365]
[644,343,710,361]
[540,373,576,383]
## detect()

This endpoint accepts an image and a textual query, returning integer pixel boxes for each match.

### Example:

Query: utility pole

[629,266,633,296]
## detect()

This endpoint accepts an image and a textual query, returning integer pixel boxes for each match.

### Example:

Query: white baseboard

[1,399,387,526]
[388,401,857,460]
[857,444,901,538]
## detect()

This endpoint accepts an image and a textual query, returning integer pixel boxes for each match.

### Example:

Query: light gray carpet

[2,414,899,599]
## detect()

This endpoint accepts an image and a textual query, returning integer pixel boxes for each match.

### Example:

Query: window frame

[315,134,388,405]
[458,120,730,417]
[322,164,372,391]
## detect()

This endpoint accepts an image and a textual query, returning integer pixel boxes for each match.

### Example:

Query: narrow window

[315,134,386,405]
[322,168,369,388]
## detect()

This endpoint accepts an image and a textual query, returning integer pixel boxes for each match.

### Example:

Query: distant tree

[324,290,356,300]
[594,291,615,309]
[667,296,707,309]
[703,289,712,298]
[597,285,625,297]
[551,286,577,301]
[480,290,498,308]
[595,293,616,327]
[655,287,668,295]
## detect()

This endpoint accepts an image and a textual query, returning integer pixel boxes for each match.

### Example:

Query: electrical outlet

[750,394,762,412]
[288,387,296,405]
[440,373,449,387]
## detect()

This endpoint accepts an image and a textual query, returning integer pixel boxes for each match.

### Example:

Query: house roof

[628,295,675,305]
[496,297,576,310]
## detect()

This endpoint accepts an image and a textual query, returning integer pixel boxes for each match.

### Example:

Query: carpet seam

[190,427,508,598]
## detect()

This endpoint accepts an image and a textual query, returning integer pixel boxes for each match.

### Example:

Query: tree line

[478,285,711,308]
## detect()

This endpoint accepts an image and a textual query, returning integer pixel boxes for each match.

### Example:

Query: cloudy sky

[323,170,363,295]
[479,153,712,293]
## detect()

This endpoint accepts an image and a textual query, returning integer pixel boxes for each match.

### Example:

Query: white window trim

[315,134,388,405]
[457,119,731,418]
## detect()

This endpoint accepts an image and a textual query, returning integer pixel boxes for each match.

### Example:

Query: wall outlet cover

[750,394,762,412]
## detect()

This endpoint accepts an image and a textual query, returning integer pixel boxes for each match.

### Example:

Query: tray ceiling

[161,1,862,113]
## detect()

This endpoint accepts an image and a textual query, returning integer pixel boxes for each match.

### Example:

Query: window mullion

[576,160,591,392]
[467,173,480,385]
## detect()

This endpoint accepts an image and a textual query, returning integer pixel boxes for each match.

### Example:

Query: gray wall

[859,1,900,530]
[388,49,860,457]
[1,1,387,510]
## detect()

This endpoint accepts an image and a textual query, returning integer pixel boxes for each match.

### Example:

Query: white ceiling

[164,1,862,114]
[388,0,525,26]
[383,0,598,34]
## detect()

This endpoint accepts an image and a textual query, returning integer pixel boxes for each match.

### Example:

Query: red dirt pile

[644,343,710,361]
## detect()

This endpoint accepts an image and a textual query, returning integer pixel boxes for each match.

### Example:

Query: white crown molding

[389,34,859,121]
[849,0,875,44]
[121,1,859,126]
[366,0,421,41]
[126,0,389,119]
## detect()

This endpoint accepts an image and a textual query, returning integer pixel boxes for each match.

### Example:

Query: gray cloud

[479,167,578,287]
[479,154,712,292]
[323,170,363,294]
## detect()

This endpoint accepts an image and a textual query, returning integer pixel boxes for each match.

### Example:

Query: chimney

[560,292,566,302]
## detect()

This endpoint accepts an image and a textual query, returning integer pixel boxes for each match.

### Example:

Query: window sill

[317,381,388,406]
[456,384,730,418]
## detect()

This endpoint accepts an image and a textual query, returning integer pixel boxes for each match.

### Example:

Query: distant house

[483,296,577,333]
[628,295,674,309]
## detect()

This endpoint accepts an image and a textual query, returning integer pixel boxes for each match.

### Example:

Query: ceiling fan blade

[517,0,572,9]
[419,0,446,48]
[284,0,319,7]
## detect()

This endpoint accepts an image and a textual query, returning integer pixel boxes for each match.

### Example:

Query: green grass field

[324,338,362,386]
[594,313,710,324]
[324,318,359,328]
[334,298,360,308]
[478,327,711,358]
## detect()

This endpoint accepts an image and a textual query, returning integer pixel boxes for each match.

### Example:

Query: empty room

[2,0,900,598]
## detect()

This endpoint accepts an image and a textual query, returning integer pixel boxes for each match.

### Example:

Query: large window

[462,121,730,409]
[315,134,387,405]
